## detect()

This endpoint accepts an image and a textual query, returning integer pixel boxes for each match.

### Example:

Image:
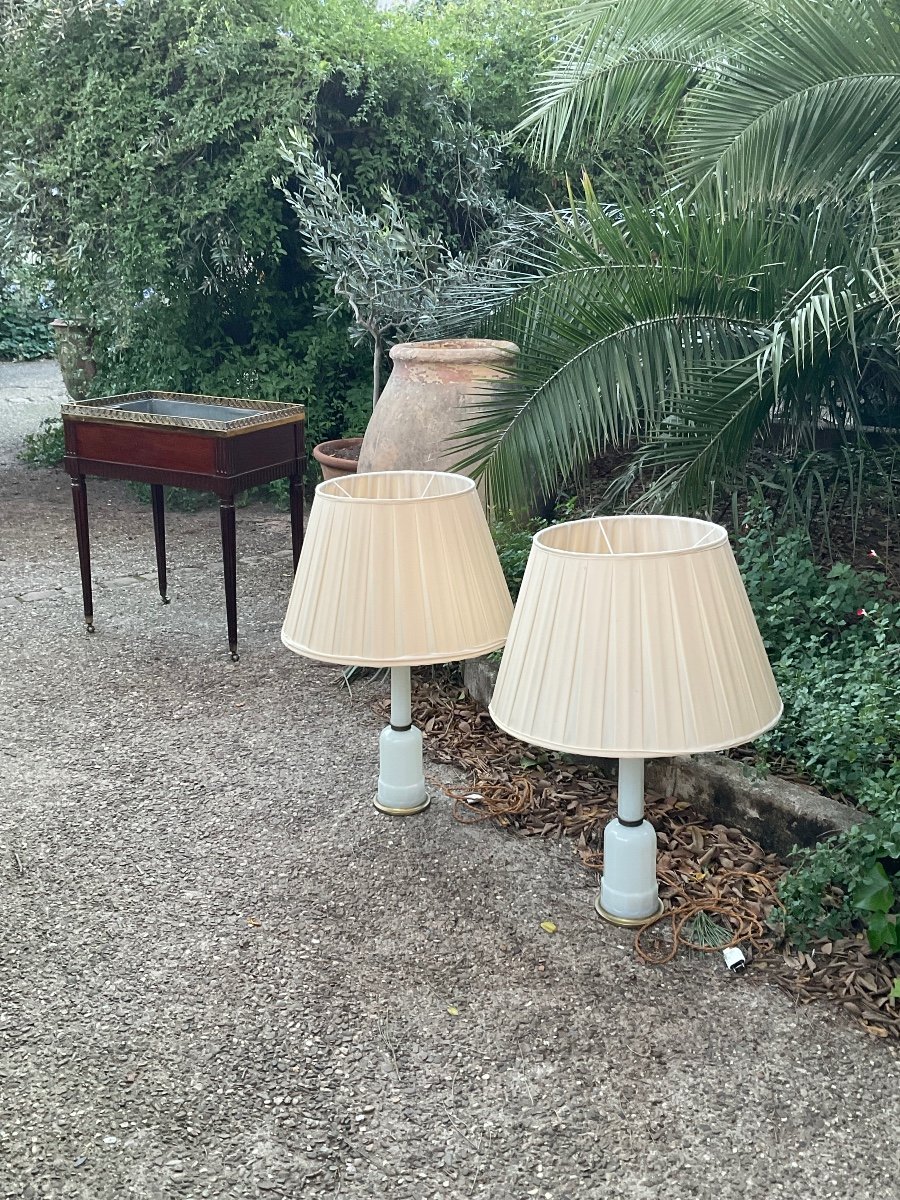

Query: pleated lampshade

[282,471,513,666]
[490,515,782,758]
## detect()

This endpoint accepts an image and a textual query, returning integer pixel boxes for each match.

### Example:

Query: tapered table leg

[289,472,304,570]
[150,484,170,604]
[219,495,239,661]
[70,474,95,634]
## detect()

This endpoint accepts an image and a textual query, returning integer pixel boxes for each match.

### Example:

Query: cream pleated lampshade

[282,471,513,666]
[490,515,782,758]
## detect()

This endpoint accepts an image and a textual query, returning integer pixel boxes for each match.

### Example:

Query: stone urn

[50,318,97,402]
[357,339,518,480]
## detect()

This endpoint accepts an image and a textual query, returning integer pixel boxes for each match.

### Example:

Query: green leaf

[853,863,895,914]
[865,912,900,955]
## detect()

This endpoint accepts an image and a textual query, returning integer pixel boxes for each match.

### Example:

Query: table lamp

[489,515,782,924]
[282,471,513,814]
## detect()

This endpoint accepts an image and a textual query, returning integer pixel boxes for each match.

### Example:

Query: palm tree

[522,0,900,208]
[452,0,900,513]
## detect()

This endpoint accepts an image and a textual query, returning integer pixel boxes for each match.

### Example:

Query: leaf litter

[379,678,900,1043]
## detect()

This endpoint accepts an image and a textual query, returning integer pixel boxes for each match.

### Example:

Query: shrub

[736,505,900,954]
[490,498,579,597]
[0,0,563,446]
[20,416,64,467]
[94,284,372,453]
[1,0,324,328]
[491,516,545,600]
[778,816,900,956]
[738,506,899,810]
[0,278,54,360]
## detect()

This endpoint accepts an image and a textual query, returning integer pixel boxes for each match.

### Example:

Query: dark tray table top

[62,390,305,435]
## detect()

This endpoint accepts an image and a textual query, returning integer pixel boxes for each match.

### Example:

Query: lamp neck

[617,758,645,825]
[390,666,413,731]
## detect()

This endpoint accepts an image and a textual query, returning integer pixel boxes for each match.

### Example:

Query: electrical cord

[632,870,783,965]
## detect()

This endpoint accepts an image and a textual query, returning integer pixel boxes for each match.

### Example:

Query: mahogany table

[62,391,306,660]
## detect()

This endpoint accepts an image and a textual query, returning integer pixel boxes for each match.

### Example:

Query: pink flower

[856,607,868,617]
[868,549,879,559]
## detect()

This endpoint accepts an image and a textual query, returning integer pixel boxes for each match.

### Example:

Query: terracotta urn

[357,339,518,479]
[50,318,97,402]
[312,436,364,481]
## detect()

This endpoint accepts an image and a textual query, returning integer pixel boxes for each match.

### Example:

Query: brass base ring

[373,796,431,817]
[594,895,665,927]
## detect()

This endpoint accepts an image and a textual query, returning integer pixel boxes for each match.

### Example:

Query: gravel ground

[1,360,898,1200]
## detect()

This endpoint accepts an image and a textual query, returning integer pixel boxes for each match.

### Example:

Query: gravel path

[1,360,898,1200]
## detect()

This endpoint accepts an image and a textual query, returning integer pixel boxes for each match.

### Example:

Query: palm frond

[635,270,877,511]
[443,179,886,513]
[451,315,763,512]
[518,0,758,165]
[675,0,900,204]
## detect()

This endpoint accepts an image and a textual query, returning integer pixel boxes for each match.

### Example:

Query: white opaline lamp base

[374,724,430,815]
[596,758,662,925]
[373,666,430,816]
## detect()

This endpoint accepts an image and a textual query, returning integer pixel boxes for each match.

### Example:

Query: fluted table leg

[70,474,94,634]
[150,484,170,605]
[219,495,238,661]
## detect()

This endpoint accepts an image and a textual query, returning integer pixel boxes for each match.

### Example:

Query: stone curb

[462,656,860,858]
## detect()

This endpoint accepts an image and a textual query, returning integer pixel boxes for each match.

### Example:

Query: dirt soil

[1,361,899,1200]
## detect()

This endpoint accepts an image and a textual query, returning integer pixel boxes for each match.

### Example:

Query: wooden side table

[62,391,306,660]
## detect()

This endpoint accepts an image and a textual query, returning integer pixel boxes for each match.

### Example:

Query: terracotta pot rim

[312,437,364,466]
[389,338,518,364]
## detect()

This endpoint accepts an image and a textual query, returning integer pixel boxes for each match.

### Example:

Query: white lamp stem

[616,757,646,823]
[596,757,662,925]
[373,667,430,815]
[390,664,413,729]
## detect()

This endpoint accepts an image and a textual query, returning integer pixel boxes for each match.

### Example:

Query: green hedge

[0,0,569,446]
